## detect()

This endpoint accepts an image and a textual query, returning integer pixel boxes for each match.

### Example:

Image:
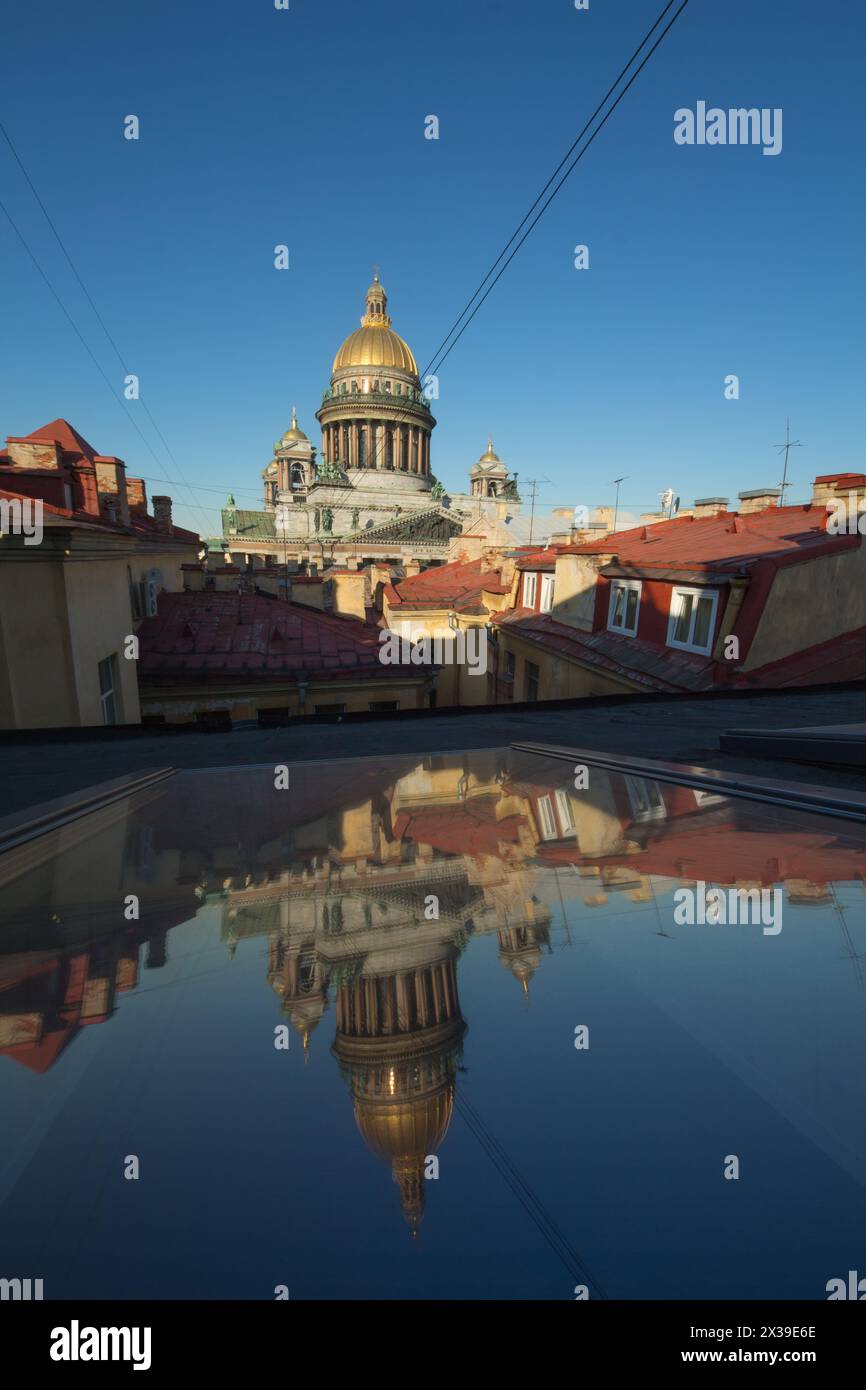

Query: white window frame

[537,795,557,840]
[554,788,576,834]
[523,572,537,608]
[540,573,555,612]
[624,774,666,823]
[607,579,641,636]
[98,655,118,726]
[666,585,719,654]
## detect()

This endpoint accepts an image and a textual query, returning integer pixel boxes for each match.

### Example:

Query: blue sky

[1,0,863,538]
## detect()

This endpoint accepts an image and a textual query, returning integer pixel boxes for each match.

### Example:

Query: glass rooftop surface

[2,748,866,1301]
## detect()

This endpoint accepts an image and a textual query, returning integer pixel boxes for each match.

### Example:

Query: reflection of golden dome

[354,1085,453,1163]
[332,275,419,376]
[354,1084,454,1233]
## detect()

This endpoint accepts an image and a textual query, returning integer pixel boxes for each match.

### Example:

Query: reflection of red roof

[561,505,853,573]
[385,558,510,612]
[0,1025,79,1073]
[139,590,429,683]
[392,803,525,857]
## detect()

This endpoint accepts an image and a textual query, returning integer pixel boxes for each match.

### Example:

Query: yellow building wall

[497,630,639,703]
[62,559,141,725]
[0,560,79,728]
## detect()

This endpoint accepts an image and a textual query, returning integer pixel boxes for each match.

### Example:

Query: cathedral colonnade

[322,420,430,475]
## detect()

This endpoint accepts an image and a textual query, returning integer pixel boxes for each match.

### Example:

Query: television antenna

[609,476,628,534]
[774,418,801,503]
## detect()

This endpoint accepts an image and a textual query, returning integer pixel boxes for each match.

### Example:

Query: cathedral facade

[223,275,521,562]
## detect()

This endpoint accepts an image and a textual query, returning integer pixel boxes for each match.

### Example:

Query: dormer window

[607,579,641,636]
[667,586,718,654]
[523,572,537,607]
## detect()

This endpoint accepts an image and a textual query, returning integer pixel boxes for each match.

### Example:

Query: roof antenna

[774,417,801,503]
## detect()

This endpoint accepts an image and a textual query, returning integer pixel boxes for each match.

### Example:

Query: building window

[63,481,74,510]
[98,655,120,725]
[624,774,666,822]
[369,700,399,711]
[503,650,516,683]
[607,580,641,636]
[523,572,537,608]
[537,795,557,840]
[554,788,576,834]
[667,586,718,654]
[525,660,540,702]
[540,574,555,612]
[314,703,346,715]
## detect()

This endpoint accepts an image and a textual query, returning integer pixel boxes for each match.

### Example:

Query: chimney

[693,496,729,518]
[126,476,148,516]
[181,562,206,591]
[737,488,781,515]
[152,495,173,533]
[811,473,866,506]
[95,457,130,527]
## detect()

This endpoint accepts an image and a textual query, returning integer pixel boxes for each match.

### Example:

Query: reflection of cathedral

[5,749,866,1234]
[223,274,521,560]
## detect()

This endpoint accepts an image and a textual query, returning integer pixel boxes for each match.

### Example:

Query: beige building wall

[497,629,639,703]
[743,544,866,671]
[62,558,140,725]
[140,675,428,724]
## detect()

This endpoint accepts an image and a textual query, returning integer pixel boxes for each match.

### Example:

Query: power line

[426,1,691,379]
[0,120,214,539]
[421,0,682,378]
[340,0,690,481]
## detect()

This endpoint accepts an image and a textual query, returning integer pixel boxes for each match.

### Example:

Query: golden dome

[280,406,308,444]
[332,274,419,377]
[471,436,506,475]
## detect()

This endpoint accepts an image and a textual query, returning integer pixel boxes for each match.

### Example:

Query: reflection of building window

[369,700,399,711]
[540,574,555,612]
[537,795,557,840]
[554,788,576,834]
[607,580,641,636]
[624,774,666,822]
[98,655,119,725]
[525,660,539,702]
[667,586,718,654]
[693,788,726,808]
[523,572,537,607]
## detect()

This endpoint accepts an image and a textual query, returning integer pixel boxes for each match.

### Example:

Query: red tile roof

[138,590,429,683]
[385,557,511,612]
[563,504,853,574]
[12,417,100,463]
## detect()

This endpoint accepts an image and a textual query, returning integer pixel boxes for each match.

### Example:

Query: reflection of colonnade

[332,951,465,1233]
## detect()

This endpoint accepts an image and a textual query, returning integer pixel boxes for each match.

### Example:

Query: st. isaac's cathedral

[221,274,527,562]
